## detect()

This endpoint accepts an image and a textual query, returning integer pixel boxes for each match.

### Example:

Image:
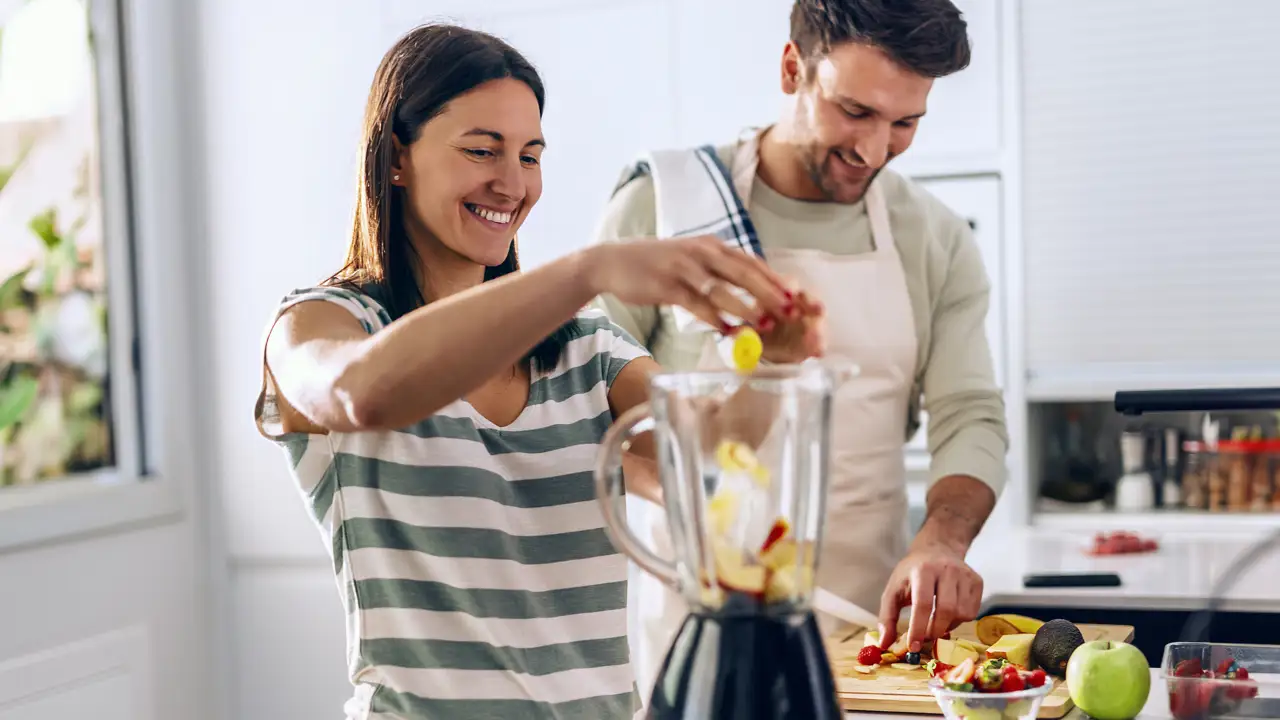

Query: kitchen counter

[843,668,1171,720]
[966,527,1280,614]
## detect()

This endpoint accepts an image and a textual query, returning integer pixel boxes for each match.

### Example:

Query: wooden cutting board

[826,621,1135,718]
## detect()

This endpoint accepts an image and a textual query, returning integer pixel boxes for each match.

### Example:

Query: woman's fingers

[694,242,791,318]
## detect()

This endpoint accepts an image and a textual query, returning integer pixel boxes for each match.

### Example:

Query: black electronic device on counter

[1023,572,1122,589]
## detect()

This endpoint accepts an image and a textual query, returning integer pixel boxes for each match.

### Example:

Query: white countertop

[844,669,1170,720]
[964,527,1280,613]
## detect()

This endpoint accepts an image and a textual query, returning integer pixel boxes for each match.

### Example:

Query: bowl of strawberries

[929,657,1054,720]
[1163,643,1271,720]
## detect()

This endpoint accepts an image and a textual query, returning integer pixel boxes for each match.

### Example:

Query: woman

[253,24,803,720]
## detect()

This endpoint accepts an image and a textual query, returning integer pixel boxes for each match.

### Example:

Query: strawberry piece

[929,661,953,678]
[857,645,883,666]
[1025,669,1047,688]
[1001,670,1026,693]
[1216,658,1236,675]
[1174,659,1204,678]
[1235,667,1249,680]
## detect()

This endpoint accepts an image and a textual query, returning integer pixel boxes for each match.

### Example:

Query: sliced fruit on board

[985,633,1035,669]
[975,614,1045,645]
[935,638,980,666]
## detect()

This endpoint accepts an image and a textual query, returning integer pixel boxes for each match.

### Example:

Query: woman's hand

[758,288,826,363]
[581,236,792,332]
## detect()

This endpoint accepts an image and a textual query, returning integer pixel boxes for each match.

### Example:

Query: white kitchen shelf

[1025,364,1280,403]
[1032,507,1280,536]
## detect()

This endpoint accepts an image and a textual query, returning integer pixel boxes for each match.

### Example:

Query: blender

[594,362,848,719]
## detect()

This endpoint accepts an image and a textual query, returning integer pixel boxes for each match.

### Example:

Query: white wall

[192,0,1008,716]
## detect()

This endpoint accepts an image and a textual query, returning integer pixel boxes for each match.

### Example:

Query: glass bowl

[928,678,1055,720]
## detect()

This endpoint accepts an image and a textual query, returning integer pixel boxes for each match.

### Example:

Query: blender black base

[645,607,842,720]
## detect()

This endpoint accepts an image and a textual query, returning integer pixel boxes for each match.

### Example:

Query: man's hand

[877,475,995,653]
[876,541,983,653]
[760,288,825,363]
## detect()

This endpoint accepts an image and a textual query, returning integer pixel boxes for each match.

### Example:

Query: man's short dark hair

[790,0,971,78]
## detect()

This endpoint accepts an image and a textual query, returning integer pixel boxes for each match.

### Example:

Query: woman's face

[394,78,545,267]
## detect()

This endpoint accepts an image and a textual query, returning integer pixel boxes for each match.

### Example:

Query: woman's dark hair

[328,23,575,371]
[790,0,970,79]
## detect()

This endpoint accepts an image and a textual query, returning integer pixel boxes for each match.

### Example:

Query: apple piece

[760,517,791,553]
[710,543,766,596]
[955,638,989,654]
[985,633,1036,669]
[887,634,911,658]
[935,638,980,667]
[862,631,880,648]
[763,564,812,603]
[1066,640,1151,720]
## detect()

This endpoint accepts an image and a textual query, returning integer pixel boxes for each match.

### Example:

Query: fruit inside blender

[700,439,811,610]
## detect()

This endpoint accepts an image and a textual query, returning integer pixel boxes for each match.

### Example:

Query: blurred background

[2,0,1280,718]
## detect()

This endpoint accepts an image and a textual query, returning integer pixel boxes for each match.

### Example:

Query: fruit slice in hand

[732,327,763,372]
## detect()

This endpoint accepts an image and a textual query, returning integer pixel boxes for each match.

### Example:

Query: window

[0,0,143,491]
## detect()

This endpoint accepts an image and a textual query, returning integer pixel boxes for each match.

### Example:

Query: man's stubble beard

[800,143,882,205]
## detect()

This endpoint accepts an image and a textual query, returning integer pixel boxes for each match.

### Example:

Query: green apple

[1066,640,1151,720]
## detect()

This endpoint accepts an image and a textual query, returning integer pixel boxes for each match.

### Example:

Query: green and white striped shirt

[256,286,648,719]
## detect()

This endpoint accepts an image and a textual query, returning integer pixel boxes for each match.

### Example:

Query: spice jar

[1180,440,1212,510]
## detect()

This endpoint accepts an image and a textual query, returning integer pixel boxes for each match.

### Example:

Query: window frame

[0,0,197,552]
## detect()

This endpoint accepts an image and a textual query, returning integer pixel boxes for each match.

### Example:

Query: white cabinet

[904,175,1005,463]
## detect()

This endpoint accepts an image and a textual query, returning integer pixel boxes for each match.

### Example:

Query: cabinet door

[905,176,1005,461]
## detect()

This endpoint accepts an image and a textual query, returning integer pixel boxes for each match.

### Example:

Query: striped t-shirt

[255,285,650,719]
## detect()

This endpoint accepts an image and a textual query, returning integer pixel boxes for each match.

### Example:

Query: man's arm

[589,173,662,344]
[879,216,1009,652]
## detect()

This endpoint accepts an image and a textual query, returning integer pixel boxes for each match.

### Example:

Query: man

[592,0,1009,697]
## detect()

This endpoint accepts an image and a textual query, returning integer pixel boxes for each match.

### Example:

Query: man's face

[782,42,933,203]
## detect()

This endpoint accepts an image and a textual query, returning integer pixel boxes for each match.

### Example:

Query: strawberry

[857,645,883,666]
[1174,659,1204,678]
[1217,658,1236,675]
[1001,670,1026,693]
[1025,669,1047,688]
[1235,667,1249,680]
[945,658,976,686]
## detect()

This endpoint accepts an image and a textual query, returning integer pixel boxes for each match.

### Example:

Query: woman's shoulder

[270,281,393,335]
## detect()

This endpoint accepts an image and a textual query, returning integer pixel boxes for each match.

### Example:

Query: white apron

[631,136,918,700]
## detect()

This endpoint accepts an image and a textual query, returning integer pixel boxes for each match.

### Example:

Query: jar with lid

[1212,439,1277,512]
[1180,441,1212,510]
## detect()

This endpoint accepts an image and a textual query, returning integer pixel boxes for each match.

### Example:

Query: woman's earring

[393,174,401,182]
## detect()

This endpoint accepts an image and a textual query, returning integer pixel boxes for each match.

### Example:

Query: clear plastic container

[928,679,1053,720]
[1160,642,1280,720]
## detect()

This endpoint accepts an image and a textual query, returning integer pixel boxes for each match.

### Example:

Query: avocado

[1030,619,1085,676]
